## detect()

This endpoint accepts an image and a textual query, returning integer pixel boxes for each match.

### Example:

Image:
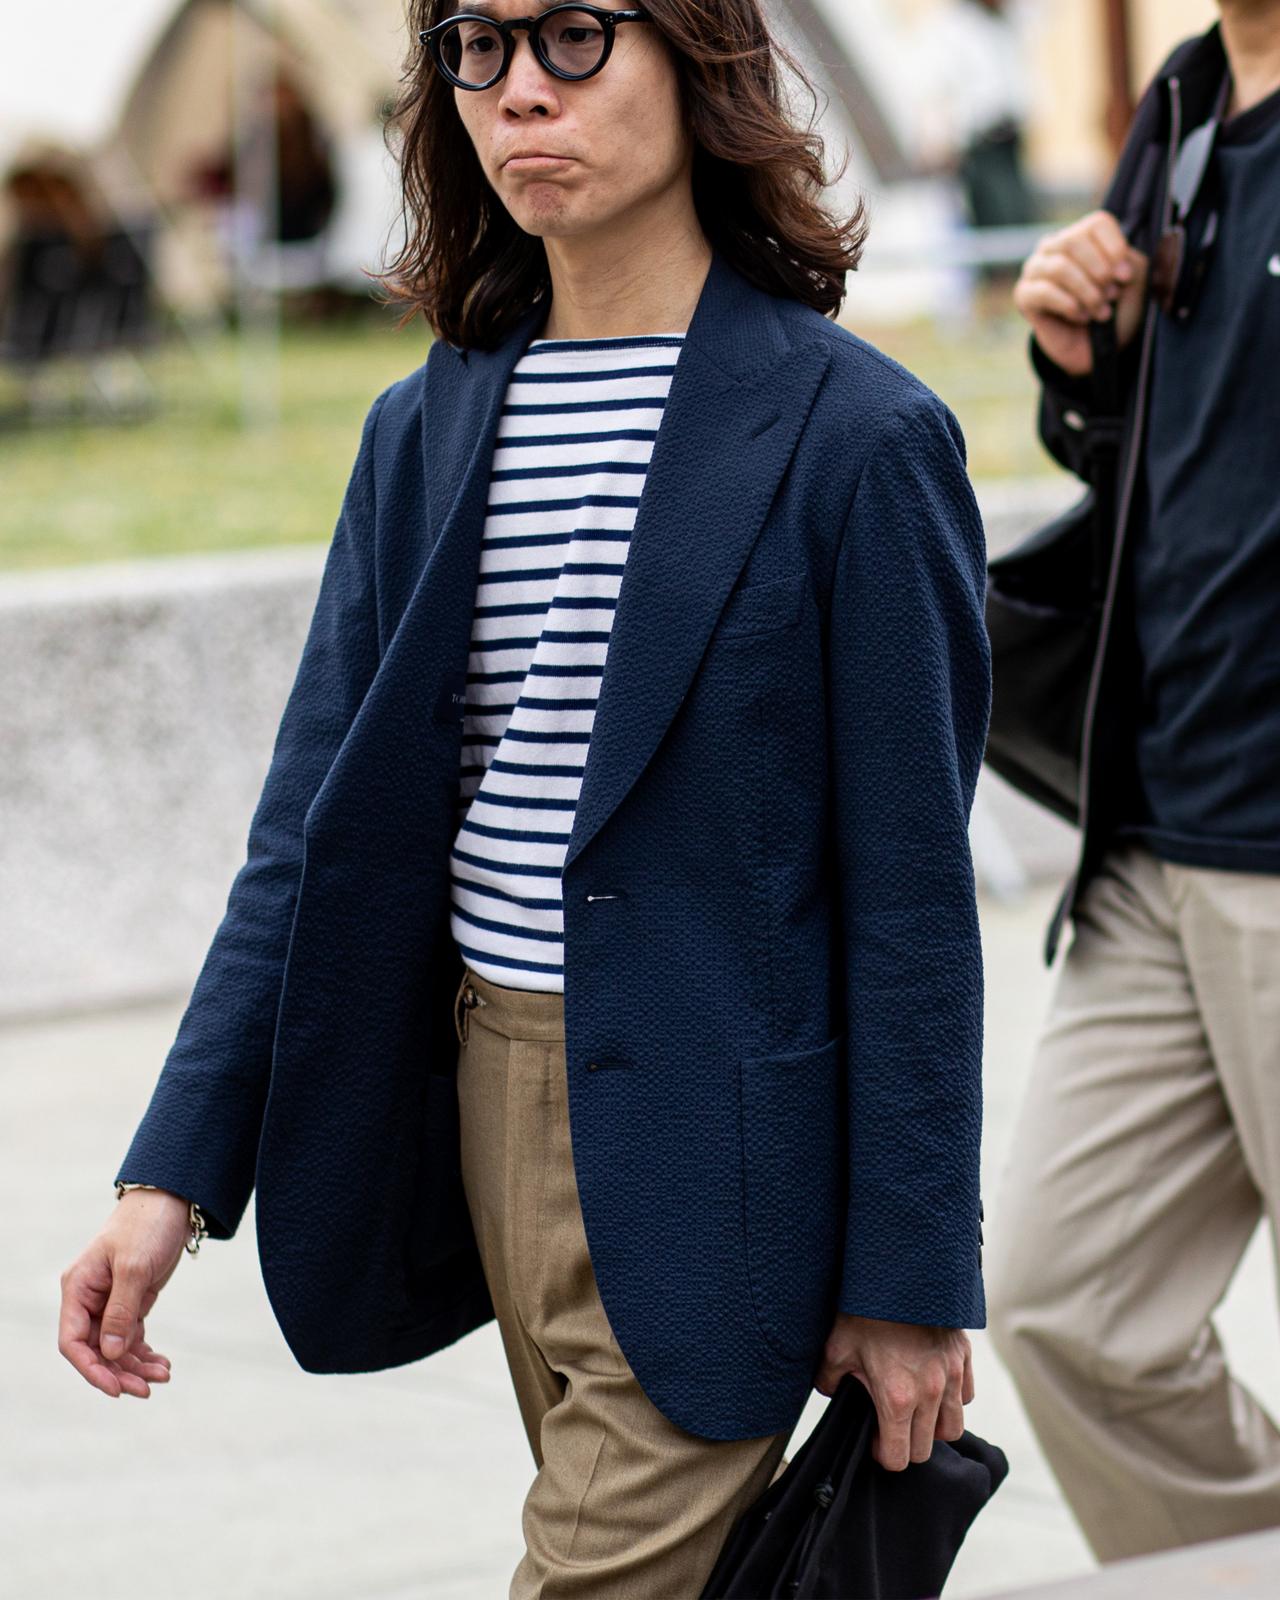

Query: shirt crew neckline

[1220,77,1280,145]
[526,333,687,352]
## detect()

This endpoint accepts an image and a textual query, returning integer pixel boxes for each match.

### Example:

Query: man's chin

[508,205,597,242]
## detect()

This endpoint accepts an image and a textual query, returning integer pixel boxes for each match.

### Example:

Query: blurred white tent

[2,0,409,319]
[1,1,178,156]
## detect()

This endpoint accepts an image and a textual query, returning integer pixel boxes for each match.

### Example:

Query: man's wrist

[114,1181,209,1254]
[1029,332,1096,405]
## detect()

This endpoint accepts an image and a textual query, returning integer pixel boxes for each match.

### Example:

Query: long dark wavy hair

[370,0,870,348]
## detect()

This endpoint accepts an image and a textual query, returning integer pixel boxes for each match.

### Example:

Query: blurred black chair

[0,217,160,423]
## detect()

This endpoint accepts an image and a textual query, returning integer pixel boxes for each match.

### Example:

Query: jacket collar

[420,243,805,551]
[1154,21,1230,130]
[375,244,833,874]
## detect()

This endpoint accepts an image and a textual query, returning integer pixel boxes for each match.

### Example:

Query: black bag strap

[1088,314,1123,419]
[1083,316,1125,600]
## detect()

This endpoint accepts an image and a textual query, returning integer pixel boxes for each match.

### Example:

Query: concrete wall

[0,479,1080,1022]
[1,547,325,1020]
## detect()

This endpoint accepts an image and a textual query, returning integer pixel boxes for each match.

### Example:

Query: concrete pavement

[4,882,1279,1598]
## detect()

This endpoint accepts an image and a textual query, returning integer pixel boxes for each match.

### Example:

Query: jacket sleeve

[828,391,991,1330]
[112,384,394,1239]
[1032,67,1166,482]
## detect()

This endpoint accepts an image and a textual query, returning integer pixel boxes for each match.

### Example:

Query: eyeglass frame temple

[418,6,651,89]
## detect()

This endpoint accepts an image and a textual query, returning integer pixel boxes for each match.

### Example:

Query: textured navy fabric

[114,248,991,1442]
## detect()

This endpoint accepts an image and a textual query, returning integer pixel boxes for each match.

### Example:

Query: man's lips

[502,153,575,169]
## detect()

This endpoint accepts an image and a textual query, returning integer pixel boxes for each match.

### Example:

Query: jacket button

[587,1061,599,1072]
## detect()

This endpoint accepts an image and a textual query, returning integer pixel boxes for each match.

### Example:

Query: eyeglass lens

[439,10,609,85]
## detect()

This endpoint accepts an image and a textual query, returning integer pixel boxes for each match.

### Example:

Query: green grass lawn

[0,314,421,572]
[0,305,1056,574]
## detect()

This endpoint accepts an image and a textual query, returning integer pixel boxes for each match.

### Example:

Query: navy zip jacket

[115,247,991,1442]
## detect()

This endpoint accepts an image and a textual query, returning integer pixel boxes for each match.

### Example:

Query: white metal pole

[231,0,281,429]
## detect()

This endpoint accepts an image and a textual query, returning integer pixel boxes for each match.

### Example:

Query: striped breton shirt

[448,332,686,993]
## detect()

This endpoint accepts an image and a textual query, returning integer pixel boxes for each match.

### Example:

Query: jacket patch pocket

[738,1031,847,1363]
[715,573,807,639]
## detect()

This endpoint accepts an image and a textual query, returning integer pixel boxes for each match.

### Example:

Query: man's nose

[499,30,559,111]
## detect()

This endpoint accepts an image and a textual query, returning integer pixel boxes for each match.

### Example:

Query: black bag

[983,318,1126,825]
[699,1372,1008,1600]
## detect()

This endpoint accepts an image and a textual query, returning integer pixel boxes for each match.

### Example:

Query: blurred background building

[0,0,1219,349]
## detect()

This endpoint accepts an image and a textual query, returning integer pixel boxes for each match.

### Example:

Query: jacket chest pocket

[714,573,807,640]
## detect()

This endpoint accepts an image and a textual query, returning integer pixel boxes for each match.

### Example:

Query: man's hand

[1013,209,1150,376]
[58,1189,188,1398]
[815,1312,974,1471]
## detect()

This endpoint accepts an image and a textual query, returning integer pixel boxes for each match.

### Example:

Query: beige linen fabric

[987,842,1280,1560]
[452,964,793,1600]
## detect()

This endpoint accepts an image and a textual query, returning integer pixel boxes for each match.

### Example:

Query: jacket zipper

[1053,74,1183,959]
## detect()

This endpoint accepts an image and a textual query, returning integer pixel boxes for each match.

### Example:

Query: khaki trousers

[451,964,793,1600]
[987,842,1280,1561]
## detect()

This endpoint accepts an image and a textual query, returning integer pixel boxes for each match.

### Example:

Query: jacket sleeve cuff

[1029,333,1096,410]
[113,1062,265,1241]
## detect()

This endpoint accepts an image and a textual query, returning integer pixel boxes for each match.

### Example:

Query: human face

[443,1,692,242]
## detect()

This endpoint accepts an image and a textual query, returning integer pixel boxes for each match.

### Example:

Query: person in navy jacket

[61,1,992,1590]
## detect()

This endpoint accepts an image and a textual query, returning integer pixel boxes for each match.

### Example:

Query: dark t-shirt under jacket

[1114,79,1280,873]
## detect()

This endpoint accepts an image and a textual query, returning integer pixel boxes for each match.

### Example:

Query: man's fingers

[935,1394,965,1441]
[936,1357,967,1442]
[1040,227,1120,296]
[1084,209,1135,271]
[1056,229,1123,289]
[58,1288,124,1397]
[1017,277,1094,327]
[99,1261,146,1359]
[59,1306,153,1398]
[133,1338,172,1374]
[1027,250,1114,320]
[871,1378,916,1472]
[909,1365,948,1462]
[113,1340,171,1384]
[910,1401,940,1463]
[872,1418,911,1472]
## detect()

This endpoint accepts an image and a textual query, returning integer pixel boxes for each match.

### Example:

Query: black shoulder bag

[982,316,1126,825]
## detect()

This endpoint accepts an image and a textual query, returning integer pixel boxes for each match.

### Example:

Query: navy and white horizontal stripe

[449,333,685,992]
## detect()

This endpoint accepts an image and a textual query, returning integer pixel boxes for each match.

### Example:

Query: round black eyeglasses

[420,5,651,90]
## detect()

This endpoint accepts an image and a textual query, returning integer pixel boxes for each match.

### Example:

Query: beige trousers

[987,842,1280,1561]
[451,964,793,1600]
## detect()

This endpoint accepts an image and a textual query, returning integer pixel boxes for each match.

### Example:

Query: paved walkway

[4,883,1278,1598]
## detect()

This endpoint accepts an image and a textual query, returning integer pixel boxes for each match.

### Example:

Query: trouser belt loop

[455,969,483,1045]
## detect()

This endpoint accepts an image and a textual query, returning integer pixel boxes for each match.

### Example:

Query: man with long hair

[63,4,992,1592]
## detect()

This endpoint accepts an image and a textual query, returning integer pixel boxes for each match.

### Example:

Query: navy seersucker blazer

[116,247,992,1442]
